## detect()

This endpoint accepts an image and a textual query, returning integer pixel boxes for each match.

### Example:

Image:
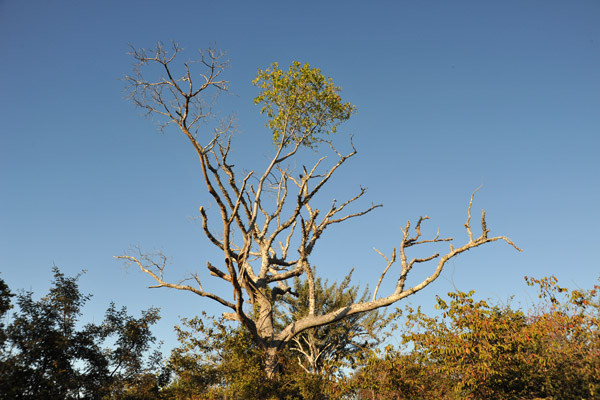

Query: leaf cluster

[253,61,355,148]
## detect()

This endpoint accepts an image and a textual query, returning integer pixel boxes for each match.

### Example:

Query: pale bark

[118,42,522,376]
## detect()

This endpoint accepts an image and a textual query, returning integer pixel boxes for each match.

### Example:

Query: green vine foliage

[253,61,355,148]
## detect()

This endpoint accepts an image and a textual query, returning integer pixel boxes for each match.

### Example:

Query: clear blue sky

[1,0,599,352]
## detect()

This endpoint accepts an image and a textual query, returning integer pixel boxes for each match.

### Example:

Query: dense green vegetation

[0,268,166,400]
[351,276,600,399]
[1,269,598,399]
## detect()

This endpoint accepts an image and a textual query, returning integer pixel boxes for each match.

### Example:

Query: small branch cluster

[124,41,228,136]
[372,187,522,303]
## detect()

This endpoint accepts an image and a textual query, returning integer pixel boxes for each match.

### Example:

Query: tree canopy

[350,276,600,399]
[253,61,355,148]
[2,270,597,399]
[0,268,164,400]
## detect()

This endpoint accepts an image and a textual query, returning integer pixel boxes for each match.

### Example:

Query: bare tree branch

[115,252,235,310]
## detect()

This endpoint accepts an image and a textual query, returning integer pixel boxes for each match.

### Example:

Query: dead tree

[117,42,521,378]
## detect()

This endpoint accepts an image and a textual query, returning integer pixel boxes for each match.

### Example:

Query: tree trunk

[255,287,282,378]
[263,344,281,379]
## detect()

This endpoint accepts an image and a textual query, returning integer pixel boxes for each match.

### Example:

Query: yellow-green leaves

[253,61,355,148]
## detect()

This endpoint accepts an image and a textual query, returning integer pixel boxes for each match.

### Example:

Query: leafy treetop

[253,61,355,148]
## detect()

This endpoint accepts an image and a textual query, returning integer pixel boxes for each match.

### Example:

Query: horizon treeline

[0,268,598,399]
